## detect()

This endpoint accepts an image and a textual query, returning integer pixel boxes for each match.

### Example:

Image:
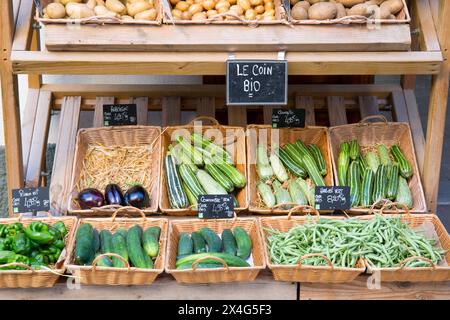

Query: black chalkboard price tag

[314,186,351,211]
[226,60,288,105]
[103,104,137,126]
[198,195,235,219]
[11,187,50,214]
[272,109,306,128]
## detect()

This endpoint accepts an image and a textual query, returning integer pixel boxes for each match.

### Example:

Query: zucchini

[372,164,388,205]
[182,181,198,207]
[168,144,198,173]
[257,181,276,208]
[269,150,289,182]
[191,133,233,164]
[191,231,207,254]
[127,225,153,269]
[176,135,203,165]
[308,144,327,176]
[74,223,95,266]
[213,158,246,188]
[287,180,308,205]
[386,164,399,200]
[377,144,392,166]
[391,145,413,179]
[143,226,160,258]
[178,163,206,198]
[349,140,360,161]
[396,176,413,209]
[338,142,350,186]
[283,144,305,168]
[205,163,234,192]
[175,252,250,269]
[294,140,313,158]
[221,229,237,256]
[256,144,274,181]
[275,147,307,178]
[360,169,375,207]
[296,178,315,206]
[365,151,380,174]
[200,227,222,253]
[178,233,193,257]
[196,169,228,195]
[234,227,252,260]
[111,233,128,268]
[302,151,326,186]
[272,180,292,209]
[165,154,189,209]
[347,161,361,207]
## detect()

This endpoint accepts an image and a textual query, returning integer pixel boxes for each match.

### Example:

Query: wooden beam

[391,90,409,123]
[404,89,425,175]
[134,97,149,126]
[162,97,181,126]
[21,89,40,177]
[228,106,247,127]
[12,0,34,52]
[358,96,380,119]
[27,29,42,90]
[196,97,216,118]
[263,106,276,124]
[327,96,347,126]
[295,95,316,126]
[93,97,115,127]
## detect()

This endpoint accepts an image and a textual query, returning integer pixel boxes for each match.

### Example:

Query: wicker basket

[37,0,163,25]
[259,205,366,283]
[159,117,249,215]
[247,125,333,214]
[65,207,167,286]
[329,115,427,214]
[0,214,78,288]
[68,126,161,216]
[165,215,265,284]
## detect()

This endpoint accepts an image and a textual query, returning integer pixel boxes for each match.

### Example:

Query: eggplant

[77,188,104,210]
[124,185,150,209]
[105,184,124,206]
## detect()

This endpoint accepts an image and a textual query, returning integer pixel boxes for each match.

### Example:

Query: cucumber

[365,151,380,174]
[100,230,113,254]
[213,159,246,188]
[176,252,250,269]
[349,140,360,161]
[386,164,399,200]
[94,253,113,268]
[178,233,193,257]
[178,163,206,198]
[391,145,413,179]
[93,228,100,253]
[372,164,388,205]
[111,233,128,268]
[176,135,203,165]
[377,144,392,166]
[302,151,326,186]
[396,176,413,209]
[275,147,307,178]
[196,169,228,195]
[347,161,361,207]
[272,180,292,209]
[257,181,276,208]
[288,180,308,205]
[256,144,274,181]
[222,229,238,256]
[182,181,198,207]
[233,227,252,260]
[296,178,315,206]
[115,227,127,239]
[205,163,234,192]
[127,225,153,269]
[191,231,207,254]
[338,142,350,186]
[143,226,161,258]
[308,144,327,176]
[177,262,223,270]
[165,154,189,209]
[200,227,222,253]
[74,223,95,266]
[360,169,375,207]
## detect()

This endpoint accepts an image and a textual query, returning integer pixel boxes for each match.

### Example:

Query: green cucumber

[143,226,160,258]
[111,233,128,268]
[257,181,276,208]
[205,163,234,192]
[296,178,315,206]
[349,140,360,161]
[396,176,413,209]
[365,151,380,174]
[288,180,308,205]
[176,252,250,268]
[100,230,113,254]
[94,253,113,268]
[196,169,228,195]
[165,154,189,209]
[386,164,399,200]
[74,223,95,266]
[176,135,203,165]
[272,180,292,209]
[191,231,207,254]
[377,144,392,166]
[360,169,375,207]
[200,227,222,253]
[178,233,194,257]
[176,262,223,270]
[93,228,100,253]
[256,144,274,181]
[221,229,237,256]
[275,147,307,178]
[115,227,127,239]
[308,144,327,176]
[178,163,206,199]
[347,161,361,207]
[126,225,152,269]
[234,227,252,260]
[391,145,413,179]
[372,164,388,205]
[338,142,350,186]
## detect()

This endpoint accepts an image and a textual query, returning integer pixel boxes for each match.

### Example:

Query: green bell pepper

[0,238,11,251]
[53,221,68,238]
[5,223,24,237]
[0,224,7,238]
[53,239,65,250]
[12,232,31,255]
[0,250,16,264]
[30,253,49,267]
[24,226,54,245]
[48,226,62,240]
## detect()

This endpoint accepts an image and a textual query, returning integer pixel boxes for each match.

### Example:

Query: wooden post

[423,0,450,212]
[1,0,24,215]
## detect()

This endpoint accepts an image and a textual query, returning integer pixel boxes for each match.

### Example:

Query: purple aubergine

[124,185,150,209]
[77,188,104,209]
[105,184,124,206]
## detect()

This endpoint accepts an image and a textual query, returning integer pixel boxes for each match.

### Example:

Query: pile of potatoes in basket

[169,0,277,21]
[43,0,158,21]
[290,0,404,21]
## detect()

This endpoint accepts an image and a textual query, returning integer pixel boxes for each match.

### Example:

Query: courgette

[213,158,246,188]
[302,151,326,186]
[165,154,189,209]
[111,233,128,268]
[191,231,207,254]
[283,144,305,168]
[178,233,194,257]
[338,142,350,186]
[288,180,308,205]
[127,225,153,269]
[275,147,307,178]
[257,181,276,208]
[234,227,252,260]
[191,133,233,164]
[377,144,392,166]
[256,144,274,181]
[176,135,203,165]
[372,164,388,205]
[200,227,222,253]
[196,169,228,195]
[178,163,206,199]
[349,140,360,161]
[168,144,198,173]
[296,178,315,206]
[269,150,288,182]
[205,163,234,192]
[396,176,413,209]
[176,252,250,268]
[365,151,380,174]
[308,144,327,176]
[272,180,292,209]
[391,145,413,179]
[386,164,399,200]
[360,169,375,207]
[143,226,160,258]
[74,223,95,266]
[347,161,361,207]
[221,229,238,256]
[182,181,198,207]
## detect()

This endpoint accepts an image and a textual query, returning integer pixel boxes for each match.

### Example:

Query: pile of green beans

[266,215,445,268]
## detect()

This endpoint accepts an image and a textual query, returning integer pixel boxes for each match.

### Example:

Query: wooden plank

[414,0,441,52]
[12,0,33,52]
[50,96,81,214]
[21,88,40,177]
[25,90,51,187]
[43,23,411,52]
[134,97,149,126]
[27,29,42,90]
[12,0,21,26]
[11,51,443,76]
[93,97,115,127]
[263,106,276,124]
[404,89,425,175]
[358,96,380,119]
[196,97,215,118]
[228,106,247,127]
[295,95,315,126]
[162,97,181,126]
[391,90,409,122]
[300,276,450,300]
[327,96,347,126]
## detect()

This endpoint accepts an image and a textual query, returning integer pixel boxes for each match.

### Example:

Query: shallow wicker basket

[166,215,265,284]
[329,116,427,214]
[247,125,333,214]
[259,205,366,283]
[65,207,167,286]
[68,126,161,216]
[0,214,78,288]
[159,117,249,215]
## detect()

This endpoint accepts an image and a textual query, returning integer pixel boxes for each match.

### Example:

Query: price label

[11,187,50,214]
[103,104,137,126]
[198,195,235,219]
[272,109,306,128]
[226,60,288,105]
[314,186,350,211]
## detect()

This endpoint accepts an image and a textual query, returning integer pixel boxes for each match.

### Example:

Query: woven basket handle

[188,116,220,126]
[111,206,146,221]
[192,256,229,271]
[297,253,333,269]
[398,256,436,269]
[92,253,131,271]
[287,205,319,220]
[380,201,411,216]
[358,115,388,125]
[93,204,122,212]
[0,262,34,271]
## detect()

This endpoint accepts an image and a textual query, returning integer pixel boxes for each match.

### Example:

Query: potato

[230,4,244,15]
[265,2,274,10]
[291,3,308,20]
[335,2,346,18]
[192,11,207,19]
[45,3,66,19]
[334,0,364,7]
[175,1,190,11]
[67,4,95,18]
[263,14,275,20]
[181,10,193,19]
[228,0,238,5]
[188,3,204,14]
[202,0,216,10]
[237,0,251,11]
[380,0,403,15]
[171,8,183,18]
[186,0,194,4]
[263,8,275,16]
[254,4,264,13]
[94,5,117,17]
[105,0,126,14]
[96,0,106,5]
[206,9,219,17]
[121,15,134,20]
[170,0,180,5]
[245,8,257,19]
[250,0,263,6]
[60,0,82,5]
[308,2,337,20]
[294,1,310,11]
[126,1,152,17]
[134,8,157,20]
[347,3,370,16]
[216,0,231,10]
[86,0,97,9]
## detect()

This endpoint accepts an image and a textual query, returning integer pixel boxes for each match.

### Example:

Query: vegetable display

[0,221,68,270]
[165,133,245,209]
[176,227,252,269]
[74,223,161,269]
[265,214,445,268]
[337,141,414,209]
[256,141,328,209]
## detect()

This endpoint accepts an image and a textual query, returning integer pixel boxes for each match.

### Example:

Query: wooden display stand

[0,0,449,299]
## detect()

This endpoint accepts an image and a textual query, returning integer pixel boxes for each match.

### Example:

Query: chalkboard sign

[314,186,351,211]
[11,187,50,214]
[226,60,288,105]
[198,195,235,219]
[272,109,306,128]
[103,104,137,126]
